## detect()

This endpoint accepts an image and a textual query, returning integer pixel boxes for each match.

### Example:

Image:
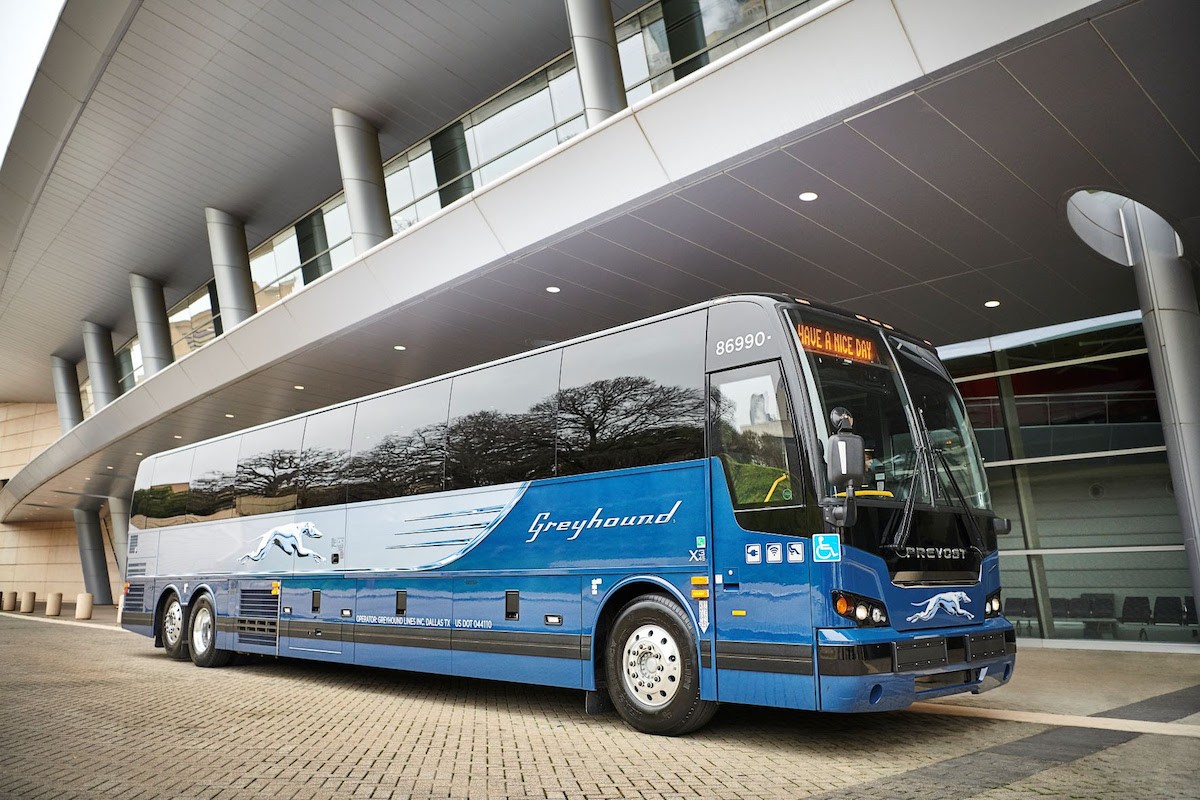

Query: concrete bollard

[1,590,16,611]
[46,592,62,617]
[19,591,36,613]
[75,593,93,620]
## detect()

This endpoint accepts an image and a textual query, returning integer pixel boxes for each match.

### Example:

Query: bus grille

[124,583,146,612]
[125,562,147,577]
[237,588,279,647]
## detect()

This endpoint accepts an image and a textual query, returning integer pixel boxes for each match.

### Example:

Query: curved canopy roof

[1,0,1197,522]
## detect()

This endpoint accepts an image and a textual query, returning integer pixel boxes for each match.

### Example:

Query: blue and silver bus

[122,294,1015,735]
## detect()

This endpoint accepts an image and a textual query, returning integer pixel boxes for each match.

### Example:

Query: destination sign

[796,323,879,364]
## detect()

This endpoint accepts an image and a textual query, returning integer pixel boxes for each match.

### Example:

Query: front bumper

[815,620,1017,712]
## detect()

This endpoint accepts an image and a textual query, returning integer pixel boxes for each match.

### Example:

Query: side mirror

[990,517,1011,536]
[824,426,865,529]
[825,430,866,488]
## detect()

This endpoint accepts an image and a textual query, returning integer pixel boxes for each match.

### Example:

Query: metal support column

[82,321,119,409]
[332,108,392,254]
[994,351,1054,638]
[73,508,114,605]
[107,496,130,579]
[1122,200,1200,606]
[129,273,174,377]
[50,356,84,433]
[205,207,257,328]
[565,0,628,126]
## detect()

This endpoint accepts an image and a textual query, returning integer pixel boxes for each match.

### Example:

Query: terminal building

[0,0,1196,649]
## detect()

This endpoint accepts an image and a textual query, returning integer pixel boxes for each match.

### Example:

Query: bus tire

[605,593,716,736]
[188,594,232,668]
[160,592,189,660]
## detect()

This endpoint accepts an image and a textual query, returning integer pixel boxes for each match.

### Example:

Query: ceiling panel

[631,195,862,300]
[785,123,1025,270]
[1093,0,1200,160]
[1000,22,1200,220]
[730,148,960,283]
[678,173,915,294]
[548,232,718,303]
[846,94,1083,266]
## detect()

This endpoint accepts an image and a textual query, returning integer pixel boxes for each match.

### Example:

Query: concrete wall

[0,403,59,480]
[0,403,120,602]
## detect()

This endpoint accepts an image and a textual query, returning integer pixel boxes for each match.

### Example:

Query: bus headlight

[985,590,1002,618]
[832,590,888,627]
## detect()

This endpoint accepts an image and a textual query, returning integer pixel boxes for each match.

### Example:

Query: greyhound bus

[121,293,1015,735]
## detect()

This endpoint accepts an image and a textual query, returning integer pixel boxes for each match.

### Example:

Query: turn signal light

[831,590,889,627]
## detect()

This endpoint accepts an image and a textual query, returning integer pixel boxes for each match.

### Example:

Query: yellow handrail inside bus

[764,473,789,502]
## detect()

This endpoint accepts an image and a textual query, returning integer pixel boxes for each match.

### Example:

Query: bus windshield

[788,308,989,509]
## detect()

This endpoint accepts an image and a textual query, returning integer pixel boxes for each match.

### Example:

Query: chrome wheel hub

[621,624,682,709]
[163,600,182,646]
[191,606,213,655]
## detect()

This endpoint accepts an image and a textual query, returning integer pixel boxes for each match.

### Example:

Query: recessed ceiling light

[106,466,113,470]
[799,191,819,202]
[173,435,182,439]
[393,345,407,351]
[293,385,305,390]
[545,286,561,294]
[984,300,1001,308]
[84,477,90,481]
[135,452,143,456]
[225,413,235,418]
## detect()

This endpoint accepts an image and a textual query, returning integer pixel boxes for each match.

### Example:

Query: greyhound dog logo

[239,522,325,563]
[907,591,974,623]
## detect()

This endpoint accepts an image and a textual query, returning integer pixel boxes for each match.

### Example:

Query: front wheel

[605,594,716,735]
[161,593,189,660]
[188,594,232,668]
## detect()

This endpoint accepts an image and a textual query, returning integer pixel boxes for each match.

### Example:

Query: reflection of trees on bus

[345,424,446,502]
[298,446,351,507]
[134,375,707,521]
[552,376,704,475]
[447,408,556,488]
[235,449,301,514]
[188,470,236,520]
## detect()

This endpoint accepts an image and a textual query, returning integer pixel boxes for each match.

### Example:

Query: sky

[0,0,65,160]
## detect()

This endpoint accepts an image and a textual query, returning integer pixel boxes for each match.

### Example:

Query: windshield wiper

[884,408,985,555]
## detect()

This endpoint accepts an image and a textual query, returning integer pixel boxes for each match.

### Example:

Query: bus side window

[709,362,804,509]
[345,380,450,503]
[556,312,706,476]
[143,449,195,528]
[298,404,355,509]
[187,436,241,523]
[130,458,154,529]
[446,351,560,490]
[235,419,304,517]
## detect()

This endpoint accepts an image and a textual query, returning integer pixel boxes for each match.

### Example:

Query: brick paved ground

[0,614,1196,799]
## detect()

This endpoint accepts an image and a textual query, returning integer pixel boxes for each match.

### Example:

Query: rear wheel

[188,594,232,668]
[160,593,189,660]
[605,594,716,735]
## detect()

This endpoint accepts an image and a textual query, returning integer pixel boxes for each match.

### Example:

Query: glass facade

[115,339,143,393]
[168,283,221,359]
[100,0,817,397]
[943,317,1196,646]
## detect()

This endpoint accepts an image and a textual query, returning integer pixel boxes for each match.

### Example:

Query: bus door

[707,361,819,710]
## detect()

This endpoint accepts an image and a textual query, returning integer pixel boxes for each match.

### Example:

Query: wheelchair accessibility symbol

[812,533,842,563]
